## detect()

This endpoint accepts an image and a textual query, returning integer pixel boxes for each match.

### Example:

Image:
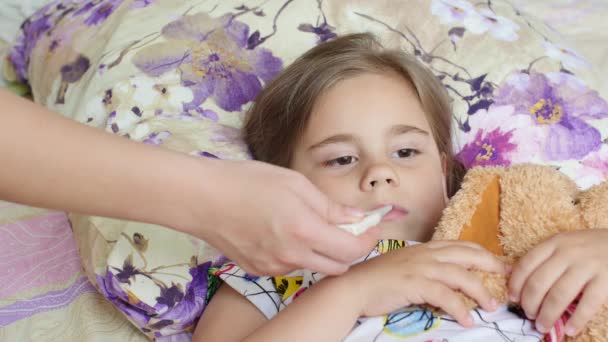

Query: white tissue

[337,205,392,236]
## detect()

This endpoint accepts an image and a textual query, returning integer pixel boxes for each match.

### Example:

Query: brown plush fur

[432,164,608,341]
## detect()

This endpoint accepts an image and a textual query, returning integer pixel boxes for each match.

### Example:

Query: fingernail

[565,324,577,336]
[505,264,512,274]
[489,299,498,311]
[536,322,546,333]
[508,293,518,302]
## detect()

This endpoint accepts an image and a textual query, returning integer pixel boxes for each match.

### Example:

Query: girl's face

[290,72,448,242]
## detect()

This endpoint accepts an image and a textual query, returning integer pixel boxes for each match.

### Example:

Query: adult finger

[236,254,291,277]
[298,249,350,276]
[290,173,364,224]
[325,200,365,224]
[300,213,378,264]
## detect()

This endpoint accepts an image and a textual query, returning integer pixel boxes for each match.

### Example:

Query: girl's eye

[393,148,419,159]
[325,156,358,167]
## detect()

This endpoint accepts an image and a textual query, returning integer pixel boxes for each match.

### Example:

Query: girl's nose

[361,163,400,191]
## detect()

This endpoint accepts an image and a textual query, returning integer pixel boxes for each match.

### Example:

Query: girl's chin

[378,223,431,242]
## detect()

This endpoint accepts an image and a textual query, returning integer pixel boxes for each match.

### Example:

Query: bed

[1,1,607,341]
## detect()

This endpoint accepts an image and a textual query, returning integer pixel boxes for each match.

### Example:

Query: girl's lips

[380,206,408,222]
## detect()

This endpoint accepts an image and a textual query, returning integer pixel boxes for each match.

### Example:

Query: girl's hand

[508,230,608,336]
[342,240,507,327]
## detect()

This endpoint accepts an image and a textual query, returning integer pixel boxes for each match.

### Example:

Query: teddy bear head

[431,163,608,341]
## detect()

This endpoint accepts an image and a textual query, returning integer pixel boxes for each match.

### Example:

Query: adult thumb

[326,201,365,225]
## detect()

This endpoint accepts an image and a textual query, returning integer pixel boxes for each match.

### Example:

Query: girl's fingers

[432,245,507,275]
[418,280,474,328]
[426,240,485,251]
[519,254,568,320]
[509,241,556,302]
[426,263,498,312]
[534,266,590,333]
[563,276,608,337]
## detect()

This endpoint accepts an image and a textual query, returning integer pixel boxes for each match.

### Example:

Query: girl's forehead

[304,74,431,138]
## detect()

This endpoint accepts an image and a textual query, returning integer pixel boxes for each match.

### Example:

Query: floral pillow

[5,0,608,340]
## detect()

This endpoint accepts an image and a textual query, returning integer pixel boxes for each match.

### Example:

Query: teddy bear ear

[457,174,505,256]
[578,181,608,229]
[433,167,505,256]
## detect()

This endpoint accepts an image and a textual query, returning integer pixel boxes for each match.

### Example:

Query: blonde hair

[244,33,465,195]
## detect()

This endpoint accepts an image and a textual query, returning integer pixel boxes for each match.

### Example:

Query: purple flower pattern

[298,22,337,43]
[9,13,52,81]
[100,245,225,339]
[133,13,283,112]
[83,0,125,26]
[8,0,156,81]
[494,72,608,161]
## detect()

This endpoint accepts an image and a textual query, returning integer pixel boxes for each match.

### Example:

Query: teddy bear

[431,163,608,342]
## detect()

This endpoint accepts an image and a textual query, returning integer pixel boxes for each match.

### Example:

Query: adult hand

[176,159,380,276]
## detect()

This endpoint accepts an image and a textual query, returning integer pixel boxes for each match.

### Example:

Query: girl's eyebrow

[308,125,428,151]
[307,134,356,151]
[390,124,429,136]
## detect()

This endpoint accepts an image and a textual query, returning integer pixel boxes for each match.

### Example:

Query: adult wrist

[154,151,224,240]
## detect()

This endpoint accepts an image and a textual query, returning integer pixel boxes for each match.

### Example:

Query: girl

[194,33,604,341]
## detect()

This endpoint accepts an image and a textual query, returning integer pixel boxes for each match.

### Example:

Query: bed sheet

[0,201,146,341]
